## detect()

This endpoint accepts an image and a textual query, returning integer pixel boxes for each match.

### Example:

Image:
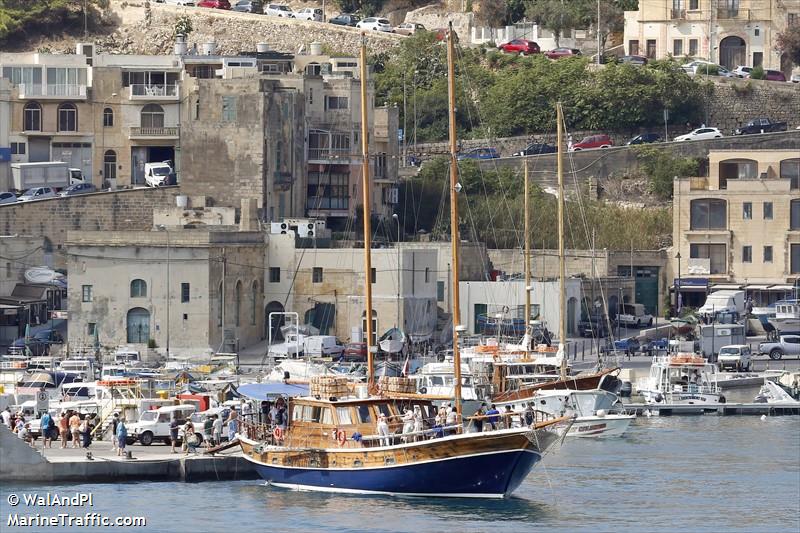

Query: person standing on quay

[58,412,69,448]
[110,413,120,451]
[116,417,128,457]
[212,414,223,445]
[170,415,180,454]
[69,411,81,448]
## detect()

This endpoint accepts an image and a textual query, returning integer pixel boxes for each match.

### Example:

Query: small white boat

[768,302,800,335]
[754,380,800,405]
[378,327,407,354]
[636,353,725,408]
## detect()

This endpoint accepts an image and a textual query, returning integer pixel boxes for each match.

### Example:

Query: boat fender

[273,426,284,441]
[654,393,663,403]
[596,409,607,417]
[337,430,347,446]
[419,387,427,394]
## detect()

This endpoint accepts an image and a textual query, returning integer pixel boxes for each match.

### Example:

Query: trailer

[10,162,84,192]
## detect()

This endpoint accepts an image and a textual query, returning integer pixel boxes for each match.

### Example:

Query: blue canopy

[236,382,309,400]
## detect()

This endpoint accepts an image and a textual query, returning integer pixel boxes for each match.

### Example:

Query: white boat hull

[567,414,635,438]
[640,389,723,406]
[767,317,800,334]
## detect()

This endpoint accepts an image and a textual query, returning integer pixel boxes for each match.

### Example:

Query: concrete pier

[0,426,258,483]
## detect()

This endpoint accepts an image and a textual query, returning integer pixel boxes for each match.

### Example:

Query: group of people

[472,403,536,432]
[1,406,105,449]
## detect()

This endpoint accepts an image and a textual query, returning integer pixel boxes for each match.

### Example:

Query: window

[690,199,727,230]
[763,202,773,220]
[82,285,93,302]
[792,244,800,274]
[437,281,445,302]
[3,66,42,87]
[673,39,683,56]
[217,282,223,327]
[103,107,113,127]
[689,0,698,8]
[276,140,283,169]
[424,267,430,283]
[690,244,726,274]
[130,279,147,298]
[335,407,353,425]
[269,267,280,283]
[312,267,323,283]
[46,67,87,95]
[325,96,348,110]
[789,13,799,26]
[234,281,242,327]
[753,51,763,67]
[781,159,800,189]
[742,246,752,263]
[629,40,639,56]
[792,199,800,230]
[222,95,237,122]
[306,171,349,210]
[371,267,376,284]
[764,246,773,263]
[742,202,752,220]
[181,283,190,303]
[646,39,656,58]
[23,102,41,131]
[10,142,26,155]
[140,103,164,128]
[250,281,258,325]
[689,39,698,56]
[87,323,96,336]
[57,103,77,132]
[356,405,372,423]
[754,28,760,36]
[103,150,117,180]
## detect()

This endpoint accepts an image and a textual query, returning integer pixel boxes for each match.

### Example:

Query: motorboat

[524,389,635,438]
[754,380,800,405]
[768,301,800,335]
[378,328,407,354]
[636,353,724,407]
[413,361,480,400]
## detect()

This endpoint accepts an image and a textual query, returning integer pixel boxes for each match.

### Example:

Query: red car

[198,0,231,8]
[342,342,367,362]
[763,69,787,82]
[545,47,581,59]
[498,39,540,56]
[571,134,613,151]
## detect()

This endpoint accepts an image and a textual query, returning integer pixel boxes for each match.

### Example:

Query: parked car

[571,134,613,151]
[8,329,64,356]
[457,147,500,160]
[717,344,752,372]
[619,55,647,65]
[612,337,641,357]
[356,17,393,32]
[328,13,360,26]
[626,132,661,145]
[232,0,262,12]
[761,69,786,81]
[498,39,540,55]
[758,335,800,360]
[791,72,800,83]
[732,65,752,78]
[342,342,367,362]
[18,186,56,202]
[128,405,197,446]
[617,303,654,328]
[197,0,231,8]
[545,47,581,59]
[294,7,323,21]
[512,143,557,156]
[578,314,614,338]
[59,182,97,196]
[395,22,426,36]
[161,0,197,5]
[673,127,723,141]
[433,28,458,42]
[681,59,713,74]
[264,3,293,16]
[0,191,17,204]
[734,117,787,135]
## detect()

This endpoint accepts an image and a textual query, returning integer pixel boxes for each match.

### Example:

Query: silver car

[0,192,17,205]
[18,187,56,202]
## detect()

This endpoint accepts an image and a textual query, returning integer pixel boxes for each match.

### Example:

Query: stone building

[65,207,266,356]
[623,0,800,73]
[672,149,800,307]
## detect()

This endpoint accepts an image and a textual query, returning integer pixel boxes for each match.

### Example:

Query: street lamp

[157,225,170,357]
[675,251,682,315]
[392,213,400,329]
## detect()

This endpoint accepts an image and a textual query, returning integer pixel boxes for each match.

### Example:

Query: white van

[304,336,344,358]
[144,162,173,187]
[698,290,745,316]
[114,348,141,366]
[129,404,196,446]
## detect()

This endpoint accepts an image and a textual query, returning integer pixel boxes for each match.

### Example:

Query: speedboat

[524,389,634,438]
[754,380,800,405]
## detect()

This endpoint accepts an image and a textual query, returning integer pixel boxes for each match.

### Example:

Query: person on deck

[377,414,391,446]
[524,403,535,427]
[486,404,500,431]
[401,409,414,442]
[412,406,423,441]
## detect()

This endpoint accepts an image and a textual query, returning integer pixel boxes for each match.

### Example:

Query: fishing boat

[767,301,800,335]
[636,353,724,407]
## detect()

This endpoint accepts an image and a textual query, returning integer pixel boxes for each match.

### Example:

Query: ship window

[292,405,303,422]
[320,408,333,425]
[336,407,353,425]
[431,376,444,386]
[357,405,372,423]
[376,404,391,418]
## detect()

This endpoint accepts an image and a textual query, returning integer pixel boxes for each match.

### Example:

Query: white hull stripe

[267,482,507,499]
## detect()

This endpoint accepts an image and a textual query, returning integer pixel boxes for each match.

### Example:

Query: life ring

[337,430,347,446]
[273,426,284,441]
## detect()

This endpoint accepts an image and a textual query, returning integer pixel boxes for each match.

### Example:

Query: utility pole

[596,0,601,65]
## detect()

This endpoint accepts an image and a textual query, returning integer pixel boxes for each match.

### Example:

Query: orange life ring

[273,426,284,441]
[337,430,347,446]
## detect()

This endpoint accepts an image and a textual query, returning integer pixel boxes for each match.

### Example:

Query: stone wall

[706,77,800,134]
[0,187,180,269]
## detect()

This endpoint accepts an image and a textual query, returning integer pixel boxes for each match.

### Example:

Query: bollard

[126,450,133,460]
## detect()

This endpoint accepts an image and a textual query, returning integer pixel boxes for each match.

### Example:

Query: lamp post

[157,225,170,357]
[392,213,400,329]
[676,251,682,314]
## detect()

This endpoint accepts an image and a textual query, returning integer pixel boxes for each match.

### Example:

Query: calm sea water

[3,416,798,533]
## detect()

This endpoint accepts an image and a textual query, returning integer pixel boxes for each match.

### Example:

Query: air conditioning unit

[298,223,315,238]
[270,222,289,234]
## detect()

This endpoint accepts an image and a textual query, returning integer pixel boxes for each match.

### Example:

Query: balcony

[18,83,87,99]
[717,8,748,20]
[308,147,351,163]
[128,126,180,140]
[689,177,708,190]
[128,84,179,100]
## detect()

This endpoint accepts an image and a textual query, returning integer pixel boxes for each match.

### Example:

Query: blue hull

[249,450,541,497]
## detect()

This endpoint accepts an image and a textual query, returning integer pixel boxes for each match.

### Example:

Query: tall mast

[446,22,462,417]
[556,102,567,380]
[524,157,531,345]
[359,36,375,390]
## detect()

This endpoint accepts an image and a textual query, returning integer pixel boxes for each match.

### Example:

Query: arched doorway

[719,36,745,69]
[567,297,577,335]
[127,308,150,344]
[265,301,285,342]
[608,295,619,319]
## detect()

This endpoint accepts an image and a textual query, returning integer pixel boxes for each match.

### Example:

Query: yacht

[636,353,724,408]
[528,389,635,438]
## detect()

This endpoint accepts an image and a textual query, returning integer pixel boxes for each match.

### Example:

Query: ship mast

[524,157,531,350]
[360,36,375,390]
[556,102,567,380]
[446,22,463,417]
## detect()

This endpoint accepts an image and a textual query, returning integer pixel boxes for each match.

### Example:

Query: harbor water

[2,416,798,532]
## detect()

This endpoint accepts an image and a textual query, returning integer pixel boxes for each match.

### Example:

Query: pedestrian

[116,417,127,457]
[79,415,92,448]
[212,414,223,445]
[377,413,390,446]
[1,406,10,428]
[111,413,119,451]
[19,422,34,447]
[58,412,69,448]
[170,415,180,453]
[226,408,239,441]
[183,420,198,454]
[486,404,500,431]
[567,133,574,152]
[14,416,24,435]
[241,400,252,422]
[502,405,514,429]
[69,411,81,448]
[40,411,54,449]
[203,414,213,449]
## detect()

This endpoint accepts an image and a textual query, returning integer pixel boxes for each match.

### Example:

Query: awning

[670,285,709,292]
[745,285,771,290]
[767,285,795,291]
[236,382,309,400]
[710,284,743,290]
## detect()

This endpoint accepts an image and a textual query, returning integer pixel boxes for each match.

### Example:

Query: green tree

[525,0,583,46]
[776,25,800,67]
[0,0,109,45]
[333,0,385,17]
[635,145,700,199]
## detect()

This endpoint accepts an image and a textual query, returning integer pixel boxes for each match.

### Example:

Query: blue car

[8,329,64,356]
[60,182,97,197]
[457,147,500,160]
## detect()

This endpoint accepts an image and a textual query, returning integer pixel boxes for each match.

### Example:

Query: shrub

[635,145,700,199]
[749,65,765,79]
[147,338,158,349]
